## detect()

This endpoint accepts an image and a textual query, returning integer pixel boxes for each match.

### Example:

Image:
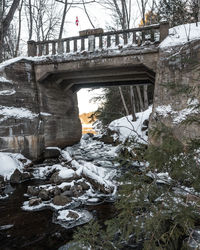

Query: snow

[0,105,38,122]
[0,90,16,96]
[0,76,12,84]
[0,153,23,180]
[155,99,199,124]
[160,22,200,49]
[108,106,152,143]
[58,168,75,179]
[57,210,81,221]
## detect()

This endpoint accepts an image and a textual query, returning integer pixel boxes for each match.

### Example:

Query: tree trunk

[130,86,137,121]
[198,0,200,22]
[15,0,23,57]
[118,86,129,116]
[143,85,148,110]
[0,0,3,62]
[59,0,68,39]
[136,85,144,111]
[82,0,95,28]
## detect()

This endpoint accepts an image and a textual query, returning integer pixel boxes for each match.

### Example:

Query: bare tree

[0,0,21,61]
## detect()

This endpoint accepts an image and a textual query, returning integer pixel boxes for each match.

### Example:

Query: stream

[0,135,118,250]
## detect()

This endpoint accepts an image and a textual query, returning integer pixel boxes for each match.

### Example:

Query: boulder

[38,189,50,201]
[78,181,90,191]
[67,210,79,220]
[44,148,61,159]
[21,172,33,181]
[62,190,74,197]
[70,185,84,198]
[10,169,22,184]
[53,187,61,196]
[27,186,40,196]
[50,171,75,184]
[29,198,42,206]
[53,195,72,206]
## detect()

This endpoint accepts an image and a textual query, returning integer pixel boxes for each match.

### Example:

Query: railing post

[160,21,169,42]
[58,40,64,54]
[27,40,37,57]
[88,35,95,52]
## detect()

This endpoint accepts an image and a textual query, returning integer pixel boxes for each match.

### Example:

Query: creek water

[0,179,115,250]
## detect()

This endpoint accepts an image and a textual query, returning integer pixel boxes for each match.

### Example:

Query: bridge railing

[27,22,169,57]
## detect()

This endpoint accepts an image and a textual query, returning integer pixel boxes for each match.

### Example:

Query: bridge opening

[77,83,154,135]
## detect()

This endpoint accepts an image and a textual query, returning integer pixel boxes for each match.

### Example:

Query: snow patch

[160,22,200,49]
[0,90,16,96]
[0,153,24,180]
[108,106,152,143]
[0,105,38,122]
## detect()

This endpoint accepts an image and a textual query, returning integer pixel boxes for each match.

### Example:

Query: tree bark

[118,86,129,116]
[136,85,144,111]
[15,0,23,57]
[59,0,68,39]
[143,85,148,110]
[130,86,137,121]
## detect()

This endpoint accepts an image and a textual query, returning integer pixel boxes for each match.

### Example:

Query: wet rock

[38,189,50,201]
[67,210,79,220]
[29,198,42,206]
[62,185,71,192]
[141,119,149,131]
[70,185,84,198]
[50,172,75,184]
[53,195,72,206]
[44,148,61,159]
[27,186,40,196]
[10,169,22,184]
[78,181,90,191]
[62,190,74,197]
[53,187,61,196]
[21,172,33,181]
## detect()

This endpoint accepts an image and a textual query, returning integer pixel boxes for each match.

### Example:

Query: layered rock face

[0,59,81,160]
[149,40,200,145]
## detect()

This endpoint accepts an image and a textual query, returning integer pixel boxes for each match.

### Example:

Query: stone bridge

[0,22,173,160]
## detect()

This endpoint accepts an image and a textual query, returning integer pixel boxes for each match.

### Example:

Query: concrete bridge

[28,22,169,91]
[0,22,171,160]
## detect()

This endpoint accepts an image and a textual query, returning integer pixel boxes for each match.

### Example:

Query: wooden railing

[27,22,169,57]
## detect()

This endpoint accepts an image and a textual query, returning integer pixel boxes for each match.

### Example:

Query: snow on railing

[27,22,169,57]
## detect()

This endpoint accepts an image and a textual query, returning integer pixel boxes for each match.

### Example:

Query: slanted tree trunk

[82,0,95,28]
[136,85,144,111]
[143,85,148,110]
[0,0,20,62]
[198,0,200,22]
[59,0,68,39]
[118,86,129,116]
[130,86,137,121]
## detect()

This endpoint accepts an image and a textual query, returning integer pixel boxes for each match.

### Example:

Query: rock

[70,185,83,197]
[44,148,61,159]
[53,187,61,196]
[62,185,71,192]
[29,198,42,206]
[82,134,90,140]
[38,189,50,201]
[53,195,72,206]
[27,186,40,196]
[78,181,90,191]
[50,171,75,184]
[21,172,33,181]
[67,210,79,220]
[10,169,22,184]
[62,190,74,197]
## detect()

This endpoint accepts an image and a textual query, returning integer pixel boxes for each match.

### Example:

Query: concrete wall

[0,59,81,160]
[149,40,200,145]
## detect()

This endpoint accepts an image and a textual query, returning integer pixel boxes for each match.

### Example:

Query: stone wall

[149,40,200,145]
[0,59,81,160]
